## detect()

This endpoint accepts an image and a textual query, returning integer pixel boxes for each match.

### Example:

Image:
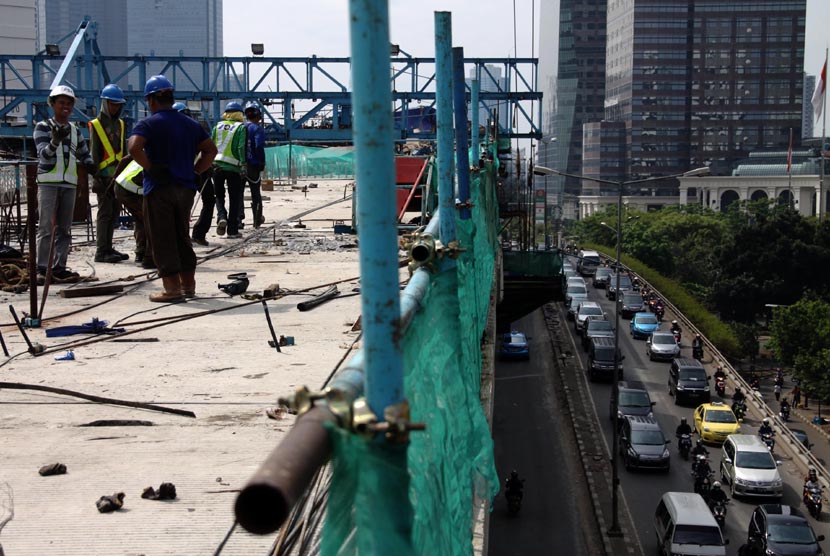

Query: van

[577,249,601,276]
[654,492,728,556]
[587,336,624,382]
[669,358,710,405]
[720,435,783,498]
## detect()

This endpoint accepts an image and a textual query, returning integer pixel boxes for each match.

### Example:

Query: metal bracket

[352,398,425,444]
[455,200,475,210]
[401,232,466,274]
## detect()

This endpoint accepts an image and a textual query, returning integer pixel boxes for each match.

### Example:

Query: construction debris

[38,463,67,476]
[95,492,125,513]
[297,285,339,311]
[141,482,177,501]
[58,284,125,298]
[46,318,125,337]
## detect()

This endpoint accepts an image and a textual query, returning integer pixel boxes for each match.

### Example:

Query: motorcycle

[732,400,747,421]
[678,433,692,460]
[694,473,712,498]
[671,329,682,344]
[780,405,791,422]
[506,489,522,515]
[760,431,775,451]
[692,343,704,361]
[715,376,726,397]
[710,499,728,527]
[804,485,823,519]
[655,305,665,322]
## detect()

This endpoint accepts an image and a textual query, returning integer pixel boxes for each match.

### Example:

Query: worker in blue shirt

[241,101,266,228]
[128,75,217,302]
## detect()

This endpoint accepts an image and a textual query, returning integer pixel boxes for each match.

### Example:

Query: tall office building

[803,74,816,139]
[467,65,509,132]
[36,0,222,92]
[602,0,806,189]
[551,0,608,197]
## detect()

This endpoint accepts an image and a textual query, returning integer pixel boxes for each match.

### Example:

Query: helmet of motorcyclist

[809,468,818,481]
[680,417,687,425]
[735,387,741,393]
[224,101,243,113]
[672,320,677,325]
[696,438,704,446]
[100,84,126,103]
[144,75,174,97]
[712,481,721,488]
[695,333,701,339]
[510,469,519,480]
[762,417,770,425]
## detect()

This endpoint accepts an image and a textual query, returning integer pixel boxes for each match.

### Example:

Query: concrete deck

[0,179,371,555]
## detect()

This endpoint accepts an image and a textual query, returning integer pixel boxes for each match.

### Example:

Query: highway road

[559,257,830,555]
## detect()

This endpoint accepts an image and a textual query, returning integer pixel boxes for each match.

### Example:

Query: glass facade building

[602,0,806,190]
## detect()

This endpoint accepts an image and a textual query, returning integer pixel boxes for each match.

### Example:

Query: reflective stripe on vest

[214,121,243,166]
[88,118,125,170]
[115,160,144,195]
[38,122,78,185]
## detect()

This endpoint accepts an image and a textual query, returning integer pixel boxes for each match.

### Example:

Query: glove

[85,161,98,174]
[50,124,71,147]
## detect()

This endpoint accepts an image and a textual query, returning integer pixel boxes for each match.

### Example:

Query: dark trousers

[214,168,243,234]
[144,185,196,278]
[94,178,120,256]
[192,175,215,241]
[115,185,152,262]
[241,167,263,226]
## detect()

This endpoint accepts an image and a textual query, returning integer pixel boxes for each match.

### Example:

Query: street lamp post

[533,164,709,536]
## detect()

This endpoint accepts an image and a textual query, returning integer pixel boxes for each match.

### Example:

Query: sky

[223,0,830,72]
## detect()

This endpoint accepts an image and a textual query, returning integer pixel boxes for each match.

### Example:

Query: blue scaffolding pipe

[471,79,480,164]
[348,0,403,419]
[452,47,471,220]
[434,12,456,245]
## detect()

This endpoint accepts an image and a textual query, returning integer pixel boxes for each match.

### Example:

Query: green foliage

[731,322,760,362]
[583,242,741,357]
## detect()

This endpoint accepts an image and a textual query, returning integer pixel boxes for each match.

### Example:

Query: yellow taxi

[693,401,741,444]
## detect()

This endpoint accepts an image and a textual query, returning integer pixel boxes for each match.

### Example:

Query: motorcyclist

[709,481,729,505]
[804,468,822,499]
[505,469,524,500]
[750,375,760,390]
[758,417,773,437]
[714,365,727,382]
[780,398,791,416]
[670,320,681,335]
[691,438,709,458]
[676,417,692,438]
[732,387,746,404]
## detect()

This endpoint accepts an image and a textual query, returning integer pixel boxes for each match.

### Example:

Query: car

[619,415,670,471]
[720,434,783,498]
[630,312,660,339]
[593,267,613,288]
[619,292,647,319]
[567,276,586,288]
[582,317,614,351]
[693,402,740,443]
[575,301,605,334]
[646,331,681,361]
[743,504,825,556]
[606,273,633,300]
[499,330,529,360]
[587,336,624,381]
[613,381,655,425]
[669,358,711,405]
[565,283,589,320]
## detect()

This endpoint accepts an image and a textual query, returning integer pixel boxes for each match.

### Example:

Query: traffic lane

[568,283,830,553]
[489,311,593,556]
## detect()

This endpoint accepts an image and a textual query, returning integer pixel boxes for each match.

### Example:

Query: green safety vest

[214,121,244,167]
[38,121,79,185]
[115,160,144,195]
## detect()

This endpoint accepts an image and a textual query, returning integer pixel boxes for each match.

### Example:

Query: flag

[812,56,827,122]
[787,128,793,173]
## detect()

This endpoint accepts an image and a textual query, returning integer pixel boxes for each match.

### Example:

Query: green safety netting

[264,145,355,179]
[322,162,500,555]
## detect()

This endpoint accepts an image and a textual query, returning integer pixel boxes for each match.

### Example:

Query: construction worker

[212,101,247,238]
[184,101,217,247]
[242,101,266,228]
[128,75,217,302]
[33,85,95,281]
[112,154,154,269]
[89,84,128,263]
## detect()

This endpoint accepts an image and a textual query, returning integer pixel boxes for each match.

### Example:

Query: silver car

[565,284,589,320]
[720,434,783,498]
[646,332,681,361]
[575,301,605,334]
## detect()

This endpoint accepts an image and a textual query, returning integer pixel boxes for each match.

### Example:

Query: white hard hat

[49,85,75,100]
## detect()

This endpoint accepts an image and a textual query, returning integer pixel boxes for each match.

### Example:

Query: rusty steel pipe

[234,406,335,535]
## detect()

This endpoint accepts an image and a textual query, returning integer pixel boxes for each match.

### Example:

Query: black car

[593,267,613,289]
[619,415,670,471]
[606,273,633,300]
[618,292,647,319]
[582,316,614,351]
[613,380,655,425]
[743,504,825,555]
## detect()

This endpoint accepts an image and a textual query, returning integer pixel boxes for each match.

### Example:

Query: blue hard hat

[143,75,174,97]
[172,101,188,112]
[224,101,243,113]
[100,84,125,103]
[244,101,261,114]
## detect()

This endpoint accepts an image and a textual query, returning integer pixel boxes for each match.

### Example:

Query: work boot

[149,275,184,303]
[180,270,196,299]
[94,252,123,263]
[216,218,227,236]
[142,256,157,270]
[109,249,130,261]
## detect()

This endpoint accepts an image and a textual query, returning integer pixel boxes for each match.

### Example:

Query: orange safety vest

[88,118,125,170]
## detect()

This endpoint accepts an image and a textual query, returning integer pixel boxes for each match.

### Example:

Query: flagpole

[822,48,828,220]
[788,127,793,208]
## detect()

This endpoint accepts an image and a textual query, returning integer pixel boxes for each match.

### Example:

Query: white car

[646,331,681,361]
[575,301,605,334]
[565,283,588,320]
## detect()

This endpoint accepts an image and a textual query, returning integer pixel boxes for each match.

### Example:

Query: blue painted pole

[452,47,471,220]
[434,12,456,244]
[471,79,480,165]
[348,0,403,418]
